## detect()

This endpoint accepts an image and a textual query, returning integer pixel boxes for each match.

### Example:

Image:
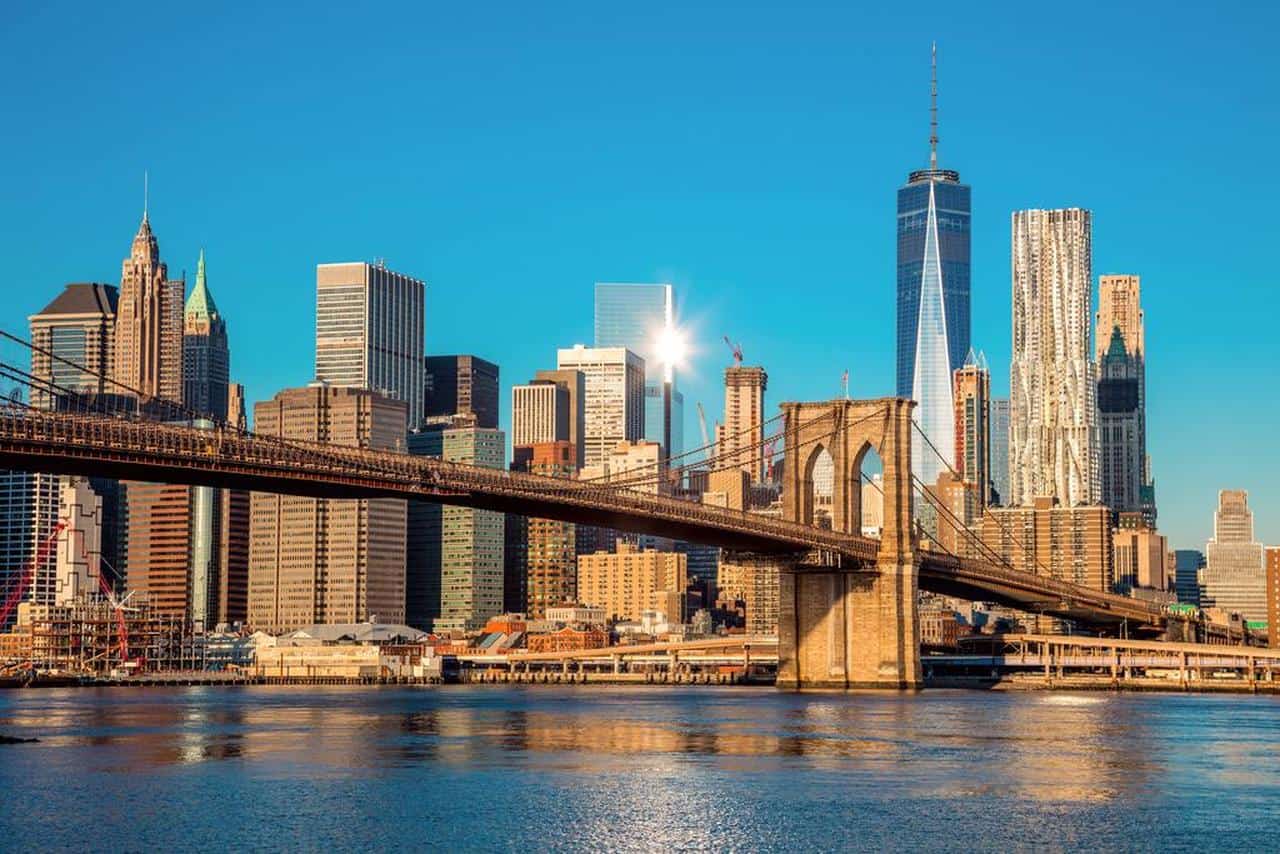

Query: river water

[1,686,1277,851]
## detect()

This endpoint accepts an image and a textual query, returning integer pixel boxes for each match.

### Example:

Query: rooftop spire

[143,169,149,224]
[929,42,939,171]
[185,248,220,320]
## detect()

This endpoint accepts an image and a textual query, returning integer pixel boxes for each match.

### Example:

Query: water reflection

[3,685,1280,850]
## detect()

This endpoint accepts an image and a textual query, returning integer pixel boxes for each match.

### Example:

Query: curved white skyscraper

[1009,208,1098,507]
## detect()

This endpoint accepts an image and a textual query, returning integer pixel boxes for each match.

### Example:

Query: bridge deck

[0,410,1168,630]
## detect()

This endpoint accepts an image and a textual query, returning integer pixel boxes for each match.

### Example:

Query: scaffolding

[10,595,201,676]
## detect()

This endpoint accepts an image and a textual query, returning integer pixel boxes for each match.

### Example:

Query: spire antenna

[143,170,149,222]
[929,42,939,171]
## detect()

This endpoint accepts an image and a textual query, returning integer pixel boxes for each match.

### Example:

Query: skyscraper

[555,345,645,469]
[1266,547,1279,649]
[988,398,1010,506]
[248,385,408,631]
[1097,327,1142,516]
[896,46,971,485]
[423,355,499,429]
[522,441,577,619]
[1096,274,1152,522]
[719,365,768,482]
[952,349,990,507]
[182,250,230,420]
[1203,490,1266,621]
[1009,208,1097,507]
[512,381,569,447]
[8,284,122,617]
[1173,549,1206,607]
[594,282,684,457]
[534,368,586,468]
[114,210,184,402]
[435,425,506,632]
[315,261,424,428]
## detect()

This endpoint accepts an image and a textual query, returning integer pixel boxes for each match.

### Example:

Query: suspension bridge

[0,332,1181,688]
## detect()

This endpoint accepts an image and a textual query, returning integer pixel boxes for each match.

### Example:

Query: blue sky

[1,1,1276,550]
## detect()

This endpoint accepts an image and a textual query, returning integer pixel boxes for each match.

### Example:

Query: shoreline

[5,673,1280,695]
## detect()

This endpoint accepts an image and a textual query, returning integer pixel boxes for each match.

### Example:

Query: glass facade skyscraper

[593,282,683,457]
[896,168,970,485]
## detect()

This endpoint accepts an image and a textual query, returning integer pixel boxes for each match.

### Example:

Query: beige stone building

[1203,490,1266,621]
[114,212,184,402]
[717,365,767,482]
[1266,547,1279,648]
[1095,274,1144,363]
[577,542,686,624]
[248,385,408,631]
[1112,514,1168,593]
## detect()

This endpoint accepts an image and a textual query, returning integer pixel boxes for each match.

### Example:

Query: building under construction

[0,594,201,677]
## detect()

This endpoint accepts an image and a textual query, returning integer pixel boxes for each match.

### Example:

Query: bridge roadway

[0,409,1167,630]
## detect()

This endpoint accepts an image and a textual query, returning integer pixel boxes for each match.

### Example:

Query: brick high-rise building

[980,498,1113,593]
[315,261,424,428]
[1009,208,1097,507]
[182,250,230,420]
[114,211,184,402]
[718,365,768,482]
[1112,513,1168,594]
[248,385,408,631]
[577,542,687,624]
[1203,490,1266,621]
[522,442,577,619]
[533,368,586,468]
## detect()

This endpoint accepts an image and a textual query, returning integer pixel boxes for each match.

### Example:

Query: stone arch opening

[795,441,831,528]
[850,442,884,540]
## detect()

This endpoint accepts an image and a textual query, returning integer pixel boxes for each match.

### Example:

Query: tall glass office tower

[896,46,970,485]
[593,283,683,458]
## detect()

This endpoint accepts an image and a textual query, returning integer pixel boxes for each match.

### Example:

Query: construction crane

[722,335,743,366]
[0,521,67,628]
[763,438,780,481]
[696,402,712,450]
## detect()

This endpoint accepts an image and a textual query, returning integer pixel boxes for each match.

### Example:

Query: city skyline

[1,5,1276,549]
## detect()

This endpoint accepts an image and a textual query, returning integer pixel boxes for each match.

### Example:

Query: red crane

[0,521,67,629]
[722,335,743,366]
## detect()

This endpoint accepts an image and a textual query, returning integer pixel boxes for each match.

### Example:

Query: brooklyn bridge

[0,346,1181,688]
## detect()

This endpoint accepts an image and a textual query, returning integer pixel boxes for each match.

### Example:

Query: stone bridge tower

[776,397,921,689]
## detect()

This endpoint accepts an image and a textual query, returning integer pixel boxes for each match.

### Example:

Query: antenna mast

[929,43,939,171]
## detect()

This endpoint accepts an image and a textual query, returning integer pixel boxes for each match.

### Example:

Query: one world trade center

[895,44,970,486]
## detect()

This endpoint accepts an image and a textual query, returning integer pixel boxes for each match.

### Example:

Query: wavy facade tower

[1009,208,1098,507]
[896,46,970,484]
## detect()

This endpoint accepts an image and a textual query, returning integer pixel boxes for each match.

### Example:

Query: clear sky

[0,1,1276,550]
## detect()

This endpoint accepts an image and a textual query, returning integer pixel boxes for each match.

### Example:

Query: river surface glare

[1,686,1277,851]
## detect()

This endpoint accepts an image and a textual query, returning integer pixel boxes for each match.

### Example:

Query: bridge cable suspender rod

[582,405,889,493]
[574,408,788,486]
[909,419,1059,581]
